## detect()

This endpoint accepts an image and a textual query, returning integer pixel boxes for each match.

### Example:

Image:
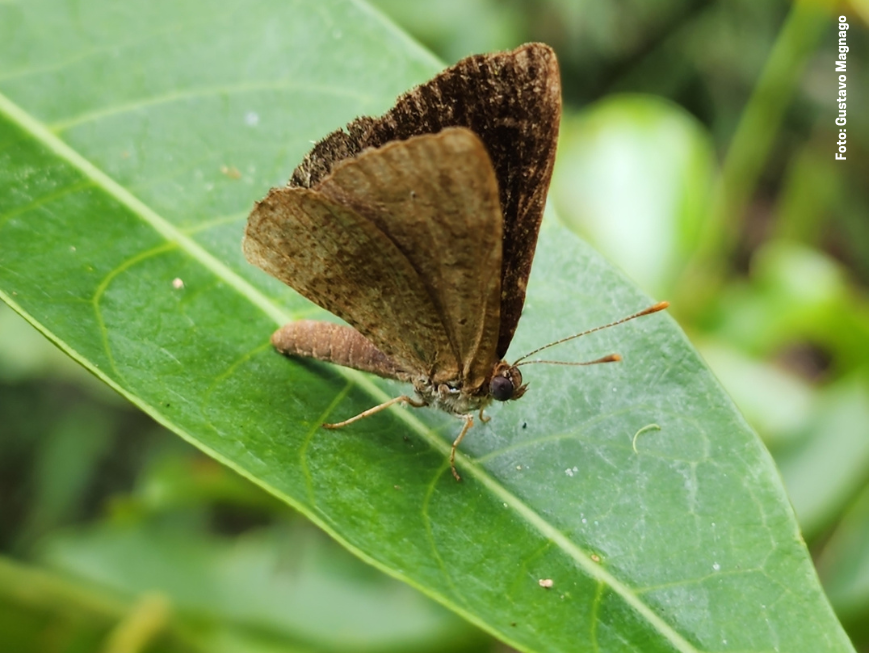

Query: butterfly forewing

[290,43,562,358]
[317,128,503,390]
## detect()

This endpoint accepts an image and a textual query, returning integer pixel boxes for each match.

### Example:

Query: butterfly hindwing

[243,184,457,378]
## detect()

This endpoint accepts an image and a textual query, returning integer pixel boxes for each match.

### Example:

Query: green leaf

[696,340,816,448]
[0,554,191,653]
[551,96,716,299]
[39,521,484,653]
[775,378,869,540]
[819,483,869,645]
[0,1,853,651]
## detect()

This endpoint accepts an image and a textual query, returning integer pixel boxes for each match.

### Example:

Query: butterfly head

[489,361,528,402]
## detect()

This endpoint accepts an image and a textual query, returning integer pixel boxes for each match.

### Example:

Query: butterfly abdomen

[271,320,413,383]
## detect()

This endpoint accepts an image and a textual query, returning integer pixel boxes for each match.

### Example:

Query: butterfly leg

[449,415,475,482]
[323,395,426,429]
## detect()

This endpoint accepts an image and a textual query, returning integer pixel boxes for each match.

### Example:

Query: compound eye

[490,375,514,402]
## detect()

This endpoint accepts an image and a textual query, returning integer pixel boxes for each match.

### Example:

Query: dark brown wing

[316,128,502,391]
[290,43,562,359]
[243,184,457,379]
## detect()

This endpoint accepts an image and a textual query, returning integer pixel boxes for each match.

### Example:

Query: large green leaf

[38,521,485,653]
[0,1,853,651]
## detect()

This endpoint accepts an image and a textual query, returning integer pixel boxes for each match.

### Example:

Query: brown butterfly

[243,43,667,481]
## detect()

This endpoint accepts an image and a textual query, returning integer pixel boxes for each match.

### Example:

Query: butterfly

[243,43,667,481]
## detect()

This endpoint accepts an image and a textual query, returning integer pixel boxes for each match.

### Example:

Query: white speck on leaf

[244,111,259,126]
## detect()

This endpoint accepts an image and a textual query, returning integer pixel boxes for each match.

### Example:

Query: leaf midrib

[0,88,699,653]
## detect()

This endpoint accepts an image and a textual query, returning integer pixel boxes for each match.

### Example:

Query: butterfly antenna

[517,354,623,367]
[513,301,669,366]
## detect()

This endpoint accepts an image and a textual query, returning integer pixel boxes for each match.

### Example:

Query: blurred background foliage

[2,0,868,651]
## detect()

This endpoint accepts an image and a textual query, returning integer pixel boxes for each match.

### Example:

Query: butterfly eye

[490,375,515,402]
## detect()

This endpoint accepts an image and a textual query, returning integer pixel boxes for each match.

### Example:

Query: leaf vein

[49,82,376,132]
